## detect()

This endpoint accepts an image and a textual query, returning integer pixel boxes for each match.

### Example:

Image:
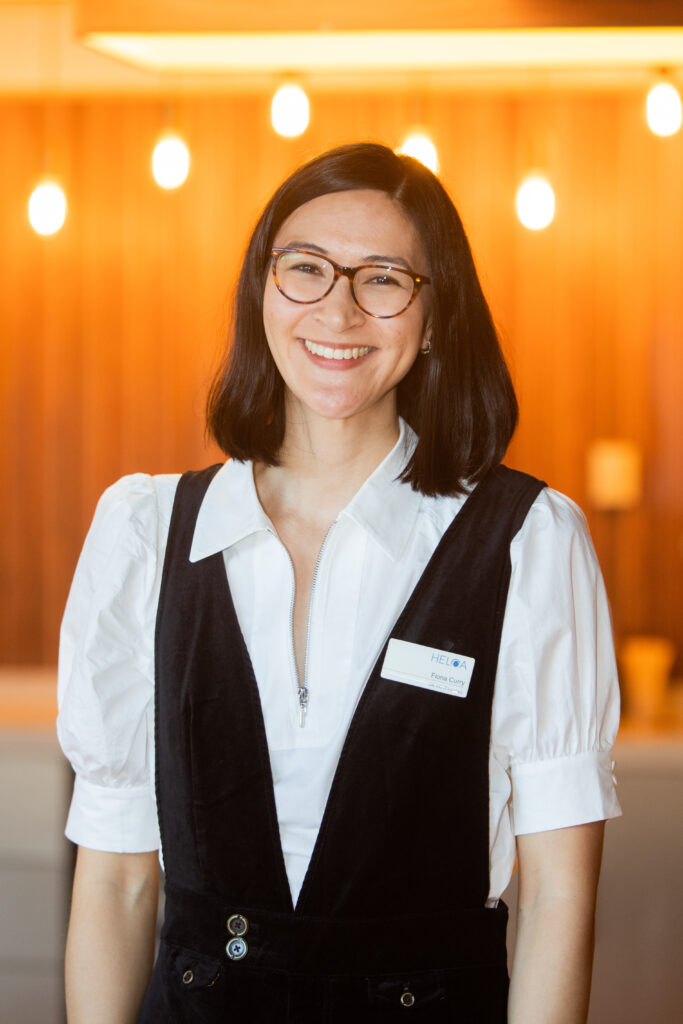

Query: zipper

[283,551,302,726]
[298,525,335,727]
[279,524,335,729]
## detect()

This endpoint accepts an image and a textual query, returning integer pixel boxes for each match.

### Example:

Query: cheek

[263,274,305,329]
[262,279,278,330]
[262,286,291,349]
[394,317,426,361]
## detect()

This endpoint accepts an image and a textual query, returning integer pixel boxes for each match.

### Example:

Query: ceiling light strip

[83,29,683,74]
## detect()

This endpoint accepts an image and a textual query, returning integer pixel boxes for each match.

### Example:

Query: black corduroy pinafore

[138,464,545,1023]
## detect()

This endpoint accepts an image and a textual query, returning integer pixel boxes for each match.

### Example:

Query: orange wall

[1,90,682,668]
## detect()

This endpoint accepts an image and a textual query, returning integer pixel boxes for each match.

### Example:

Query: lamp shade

[586,439,643,510]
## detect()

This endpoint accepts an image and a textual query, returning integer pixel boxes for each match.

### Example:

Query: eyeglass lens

[275,251,416,317]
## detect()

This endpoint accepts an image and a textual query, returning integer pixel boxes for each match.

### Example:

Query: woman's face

[262,189,430,428]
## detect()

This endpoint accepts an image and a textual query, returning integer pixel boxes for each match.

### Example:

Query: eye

[292,261,324,275]
[280,254,326,276]
[360,268,412,291]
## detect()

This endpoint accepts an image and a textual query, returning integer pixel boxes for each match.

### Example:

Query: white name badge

[381,638,475,699]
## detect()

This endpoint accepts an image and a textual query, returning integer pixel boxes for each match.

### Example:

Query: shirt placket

[305,521,367,746]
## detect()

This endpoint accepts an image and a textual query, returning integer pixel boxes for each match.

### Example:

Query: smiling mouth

[303,339,371,361]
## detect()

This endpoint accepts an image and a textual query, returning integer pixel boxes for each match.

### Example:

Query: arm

[65,846,159,1024]
[508,820,605,1024]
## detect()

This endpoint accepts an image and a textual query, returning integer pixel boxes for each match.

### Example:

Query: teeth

[304,340,370,360]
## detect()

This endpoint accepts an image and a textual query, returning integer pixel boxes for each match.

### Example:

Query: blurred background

[1,2,682,1021]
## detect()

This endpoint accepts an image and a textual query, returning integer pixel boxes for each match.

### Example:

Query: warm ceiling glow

[516,175,555,231]
[271,84,310,138]
[152,135,190,189]
[83,29,683,75]
[398,134,439,173]
[28,182,67,236]
[646,81,682,137]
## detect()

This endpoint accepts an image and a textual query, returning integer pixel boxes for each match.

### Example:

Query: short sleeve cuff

[510,750,622,836]
[65,775,160,853]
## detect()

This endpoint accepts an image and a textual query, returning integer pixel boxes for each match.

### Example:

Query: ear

[420,321,432,354]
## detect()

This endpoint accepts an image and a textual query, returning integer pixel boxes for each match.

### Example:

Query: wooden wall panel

[0,90,682,672]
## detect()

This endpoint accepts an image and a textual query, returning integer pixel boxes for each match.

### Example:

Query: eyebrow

[284,241,413,270]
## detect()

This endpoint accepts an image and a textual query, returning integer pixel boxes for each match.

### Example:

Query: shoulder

[506,487,605,619]
[420,479,590,549]
[513,486,593,551]
[89,464,233,566]
[67,473,184,608]
[527,485,587,524]
[94,472,181,536]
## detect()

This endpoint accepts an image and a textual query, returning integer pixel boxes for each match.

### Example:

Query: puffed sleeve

[57,474,174,852]
[492,488,622,836]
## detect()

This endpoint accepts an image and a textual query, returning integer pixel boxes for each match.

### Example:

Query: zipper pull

[297,686,309,728]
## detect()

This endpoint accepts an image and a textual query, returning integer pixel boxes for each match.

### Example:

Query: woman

[58,142,621,1023]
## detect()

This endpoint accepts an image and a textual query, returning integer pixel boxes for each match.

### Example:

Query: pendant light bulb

[646,81,682,137]
[28,181,67,236]
[152,134,191,190]
[516,174,555,231]
[397,134,439,174]
[271,84,310,138]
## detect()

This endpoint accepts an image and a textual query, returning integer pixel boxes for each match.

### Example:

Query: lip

[299,338,373,369]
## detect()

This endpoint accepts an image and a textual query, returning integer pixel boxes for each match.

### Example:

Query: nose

[313,275,365,331]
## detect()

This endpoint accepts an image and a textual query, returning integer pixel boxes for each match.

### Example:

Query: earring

[420,338,432,355]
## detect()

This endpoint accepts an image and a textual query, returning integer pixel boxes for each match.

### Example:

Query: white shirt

[57,421,621,904]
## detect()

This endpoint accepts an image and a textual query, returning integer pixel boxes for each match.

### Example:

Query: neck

[254,405,401,524]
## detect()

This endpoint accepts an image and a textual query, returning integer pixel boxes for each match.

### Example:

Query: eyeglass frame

[270,247,431,319]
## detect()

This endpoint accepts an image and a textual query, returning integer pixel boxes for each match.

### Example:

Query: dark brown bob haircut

[206,141,518,496]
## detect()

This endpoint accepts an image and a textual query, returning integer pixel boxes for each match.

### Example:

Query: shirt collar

[189,458,272,562]
[189,418,423,564]
[340,419,423,561]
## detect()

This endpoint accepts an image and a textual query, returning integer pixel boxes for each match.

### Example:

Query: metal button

[182,969,194,985]
[227,913,249,937]
[226,936,248,961]
[400,991,416,1007]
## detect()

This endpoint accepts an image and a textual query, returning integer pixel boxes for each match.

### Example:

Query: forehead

[273,189,425,266]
